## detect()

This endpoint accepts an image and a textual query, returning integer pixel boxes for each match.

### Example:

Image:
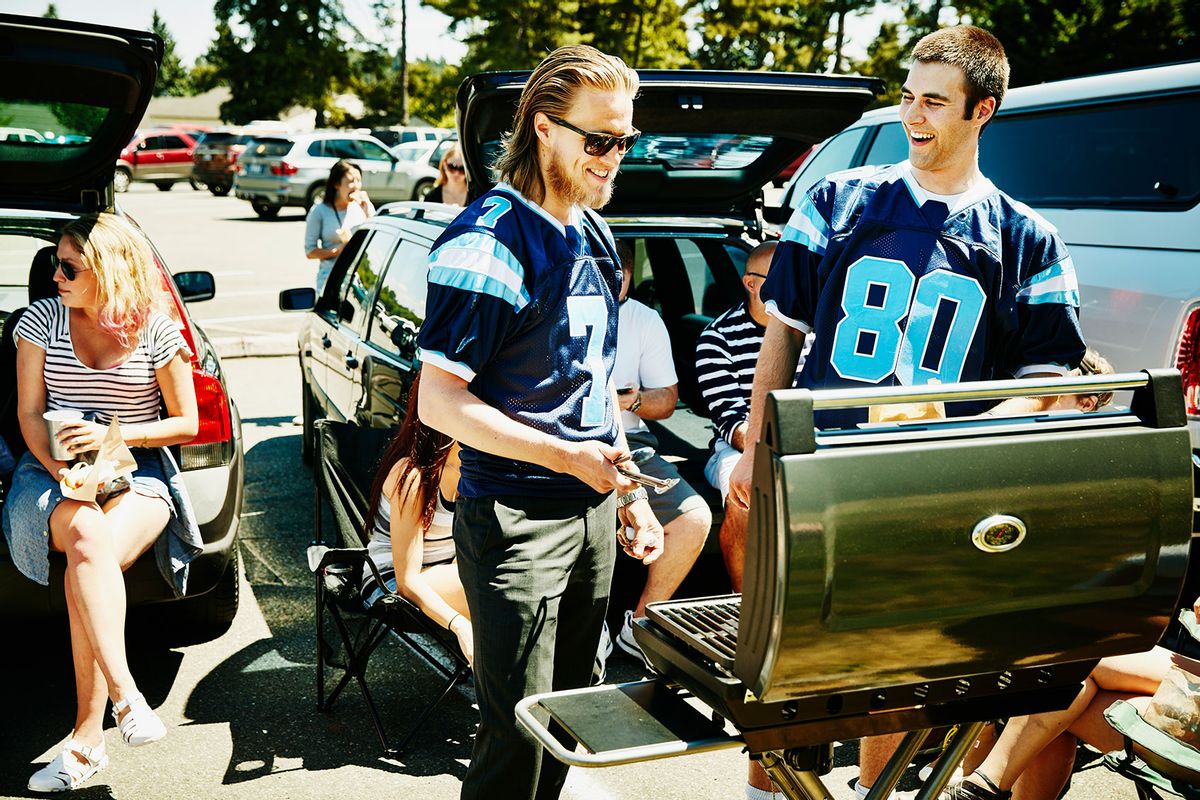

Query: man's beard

[547,150,614,210]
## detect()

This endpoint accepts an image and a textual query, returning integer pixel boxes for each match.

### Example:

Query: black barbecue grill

[518,372,1194,800]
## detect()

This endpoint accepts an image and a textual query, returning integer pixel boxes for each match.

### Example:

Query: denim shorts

[1,448,174,586]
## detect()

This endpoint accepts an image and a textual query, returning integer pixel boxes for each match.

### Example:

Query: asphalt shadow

[0,619,183,798]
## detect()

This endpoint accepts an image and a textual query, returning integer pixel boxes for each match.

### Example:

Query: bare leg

[1010,733,1077,800]
[50,494,169,711]
[720,501,748,593]
[967,677,1098,791]
[1091,648,1173,695]
[64,569,107,748]
[419,562,471,618]
[962,723,999,775]
[748,758,777,794]
[634,506,709,615]
[859,732,907,790]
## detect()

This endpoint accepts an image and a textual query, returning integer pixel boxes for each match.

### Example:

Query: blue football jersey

[418,182,622,498]
[762,161,1086,429]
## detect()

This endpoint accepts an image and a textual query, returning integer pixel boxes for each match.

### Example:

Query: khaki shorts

[625,428,708,527]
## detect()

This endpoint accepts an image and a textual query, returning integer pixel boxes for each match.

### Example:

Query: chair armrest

[306,544,368,574]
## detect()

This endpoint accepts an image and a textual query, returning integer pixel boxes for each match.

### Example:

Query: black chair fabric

[311,419,471,756]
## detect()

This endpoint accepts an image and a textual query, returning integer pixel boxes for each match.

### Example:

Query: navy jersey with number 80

[418,183,622,498]
[762,161,1086,429]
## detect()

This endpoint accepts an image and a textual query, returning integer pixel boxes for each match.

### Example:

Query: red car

[115,127,200,192]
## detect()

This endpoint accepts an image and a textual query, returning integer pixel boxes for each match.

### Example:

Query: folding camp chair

[1102,609,1200,800]
[309,419,471,757]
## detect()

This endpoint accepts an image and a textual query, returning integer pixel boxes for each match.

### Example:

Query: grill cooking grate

[646,596,741,671]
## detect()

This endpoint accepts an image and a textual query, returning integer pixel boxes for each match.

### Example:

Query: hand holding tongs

[611,453,679,494]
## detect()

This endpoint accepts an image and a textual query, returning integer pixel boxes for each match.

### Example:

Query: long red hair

[364,371,454,536]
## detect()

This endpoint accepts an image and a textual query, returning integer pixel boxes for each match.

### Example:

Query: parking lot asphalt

[1,185,1140,800]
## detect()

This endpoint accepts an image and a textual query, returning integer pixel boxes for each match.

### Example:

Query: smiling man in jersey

[416,46,664,800]
[726,25,1086,800]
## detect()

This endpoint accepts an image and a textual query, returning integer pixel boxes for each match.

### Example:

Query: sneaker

[937,774,1011,800]
[614,609,653,670]
[28,739,108,793]
[593,620,613,684]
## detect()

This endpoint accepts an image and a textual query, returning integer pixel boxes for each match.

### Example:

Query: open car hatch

[457,69,882,221]
[0,14,161,213]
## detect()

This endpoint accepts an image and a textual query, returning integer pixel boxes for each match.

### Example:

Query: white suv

[233,131,432,218]
[773,61,1200,452]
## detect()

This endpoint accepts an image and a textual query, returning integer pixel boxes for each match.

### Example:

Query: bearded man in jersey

[417,46,664,800]
[726,25,1087,800]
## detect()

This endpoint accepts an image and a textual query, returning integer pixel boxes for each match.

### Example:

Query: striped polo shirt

[14,298,191,425]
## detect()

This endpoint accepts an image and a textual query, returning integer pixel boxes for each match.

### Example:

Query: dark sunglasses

[50,253,91,281]
[548,116,641,157]
[446,162,465,173]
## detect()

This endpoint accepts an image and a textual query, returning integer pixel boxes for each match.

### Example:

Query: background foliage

[64,1,1196,126]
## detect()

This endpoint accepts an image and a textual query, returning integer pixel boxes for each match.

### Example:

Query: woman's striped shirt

[14,298,191,425]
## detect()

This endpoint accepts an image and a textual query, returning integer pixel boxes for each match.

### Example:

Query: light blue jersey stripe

[781,195,830,254]
[1019,289,1080,307]
[1019,258,1079,306]
[430,231,525,281]
[428,265,528,311]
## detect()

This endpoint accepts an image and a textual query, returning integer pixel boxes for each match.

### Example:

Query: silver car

[233,131,435,219]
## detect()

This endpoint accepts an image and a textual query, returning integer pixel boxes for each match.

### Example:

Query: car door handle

[345,352,359,369]
[321,335,331,348]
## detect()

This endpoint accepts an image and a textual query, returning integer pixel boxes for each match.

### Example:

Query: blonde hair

[60,213,163,348]
[434,143,462,188]
[494,45,638,202]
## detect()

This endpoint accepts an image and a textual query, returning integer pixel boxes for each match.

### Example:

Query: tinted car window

[980,94,1200,209]
[251,138,293,157]
[863,122,908,168]
[790,127,870,203]
[367,239,429,355]
[338,230,397,334]
[358,140,393,162]
[679,239,713,315]
[428,138,455,169]
[324,139,363,160]
[140,136,162,150]
[160,135,187,149]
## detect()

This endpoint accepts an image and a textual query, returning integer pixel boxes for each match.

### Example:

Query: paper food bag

[57,415,138,503]
[869,381,947,424]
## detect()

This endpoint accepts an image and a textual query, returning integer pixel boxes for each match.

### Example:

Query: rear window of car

[248,138,294,158]
[863,92,1200,211]
[198,132,240,146]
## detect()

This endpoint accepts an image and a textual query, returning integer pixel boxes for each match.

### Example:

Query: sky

[6,1,897,68]
[6,0,470,64]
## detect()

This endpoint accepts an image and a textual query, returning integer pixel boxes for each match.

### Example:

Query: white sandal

[111,692,166,746]
[28,739,108,793]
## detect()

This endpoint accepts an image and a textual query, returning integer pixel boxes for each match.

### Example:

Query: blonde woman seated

[3,213,201,792]
[361,372,471,662]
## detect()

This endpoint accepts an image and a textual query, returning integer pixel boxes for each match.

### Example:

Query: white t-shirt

[613,298,677,434]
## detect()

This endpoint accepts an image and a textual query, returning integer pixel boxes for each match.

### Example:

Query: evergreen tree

[151,10,191,97]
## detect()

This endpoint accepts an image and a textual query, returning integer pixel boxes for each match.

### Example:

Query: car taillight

[228,144,246,164]
[155,258,235,469]
[270,161,298,176]
[1176,307,1200,415]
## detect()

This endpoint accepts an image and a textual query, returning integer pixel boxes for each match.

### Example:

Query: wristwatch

[616,487,648,508]
[629,391,642,413]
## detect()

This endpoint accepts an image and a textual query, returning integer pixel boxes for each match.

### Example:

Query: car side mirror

[389,318,419,359]
[279,287,317,311]
[175,271,216,302]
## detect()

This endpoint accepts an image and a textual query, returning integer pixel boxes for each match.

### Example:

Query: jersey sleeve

[12,298,55,350]
[417,229,530,382]
[148,313,193,368]
[760,183,833,334]
[636,307,677,389]
[1009,235,1086,377]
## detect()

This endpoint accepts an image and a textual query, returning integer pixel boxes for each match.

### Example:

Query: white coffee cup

[44,409,84,461]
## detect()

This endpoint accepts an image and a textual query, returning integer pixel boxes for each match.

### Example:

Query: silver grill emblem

[972,515,1027,553]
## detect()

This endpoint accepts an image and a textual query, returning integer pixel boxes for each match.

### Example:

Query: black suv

[0,15,244,637]
[281,69,878,546]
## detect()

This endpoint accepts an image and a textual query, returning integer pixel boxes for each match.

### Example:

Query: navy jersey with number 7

[418,182,622,498]
[761,161,1087,430]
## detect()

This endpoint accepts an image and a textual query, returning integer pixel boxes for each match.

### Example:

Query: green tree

[43,3,58,18]
[207,0,351,125]
[408,59,462,127]
[151,10,191,96]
